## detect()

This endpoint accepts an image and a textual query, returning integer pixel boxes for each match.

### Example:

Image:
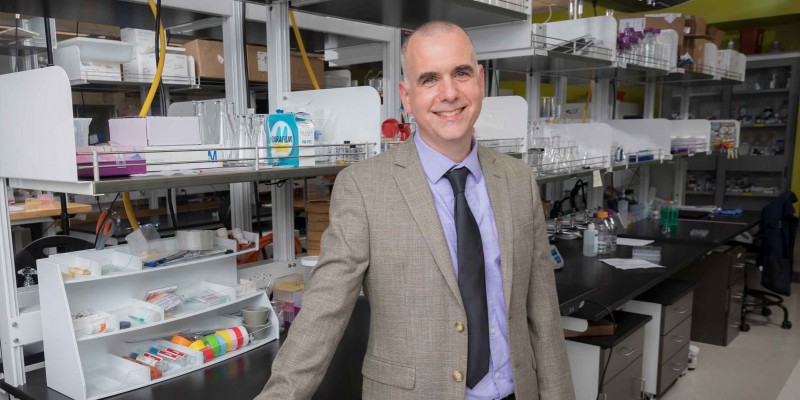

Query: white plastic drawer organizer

[37,234,278,400]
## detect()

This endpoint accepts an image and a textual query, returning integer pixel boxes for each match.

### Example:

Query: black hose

[242,3,251,109]
[167,188,179,231]
[43,14,53,66]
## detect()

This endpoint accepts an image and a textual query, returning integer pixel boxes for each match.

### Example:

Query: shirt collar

[414,131,483,185]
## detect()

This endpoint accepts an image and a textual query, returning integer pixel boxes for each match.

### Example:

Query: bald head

[401,21,478,83]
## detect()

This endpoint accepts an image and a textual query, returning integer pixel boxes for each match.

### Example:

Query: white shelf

[86,337,273,400]
[38,240,279,400]
[62,251,231,285]
[76,291,263,342]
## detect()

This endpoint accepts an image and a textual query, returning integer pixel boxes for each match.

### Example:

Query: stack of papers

[601,258,664,270]
[616,238,654,247]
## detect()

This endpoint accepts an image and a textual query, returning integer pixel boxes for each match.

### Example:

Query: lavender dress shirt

[414,133,514,400]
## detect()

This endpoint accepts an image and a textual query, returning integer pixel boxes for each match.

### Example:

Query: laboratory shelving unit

[664,52,800,210]
[0,0,527,397]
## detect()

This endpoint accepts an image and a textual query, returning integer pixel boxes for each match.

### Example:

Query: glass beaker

[216,100,235,163]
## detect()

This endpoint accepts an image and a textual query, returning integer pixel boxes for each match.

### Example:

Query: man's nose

[438,77,459,102]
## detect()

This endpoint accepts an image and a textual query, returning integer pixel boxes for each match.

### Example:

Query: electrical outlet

[239,266,273,290]
[238,261,298,293]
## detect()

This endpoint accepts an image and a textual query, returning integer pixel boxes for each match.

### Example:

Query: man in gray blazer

[257,21,574,400]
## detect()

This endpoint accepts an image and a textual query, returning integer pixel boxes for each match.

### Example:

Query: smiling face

[399,26,484,162]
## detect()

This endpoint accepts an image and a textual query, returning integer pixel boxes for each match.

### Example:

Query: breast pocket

[361,354,416,390]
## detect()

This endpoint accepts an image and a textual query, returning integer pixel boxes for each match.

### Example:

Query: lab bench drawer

[657,343,689,396]
[601,325,645,385]
[602,355,644,400]
[659,315,692,363]
[661,291,693,334]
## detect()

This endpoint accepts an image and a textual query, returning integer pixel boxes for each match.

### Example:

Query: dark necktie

[444,167,490,388]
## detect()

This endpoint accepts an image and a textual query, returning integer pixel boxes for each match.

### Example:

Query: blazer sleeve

[256,167,370,400]
[526,171,576,400]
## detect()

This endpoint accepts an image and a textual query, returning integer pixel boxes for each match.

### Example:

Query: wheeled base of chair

[740,289,792,331]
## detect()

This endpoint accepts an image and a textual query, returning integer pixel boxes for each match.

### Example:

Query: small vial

[149,347,187,367]
[130,352,166,371]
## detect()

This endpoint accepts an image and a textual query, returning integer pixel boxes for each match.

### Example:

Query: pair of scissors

[95,210,118,250]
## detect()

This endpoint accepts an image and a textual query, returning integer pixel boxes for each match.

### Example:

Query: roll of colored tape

[229,327,244,349]
[215,334,228,355]
[171,335,193,347]
[237,325,250,347]
[215,330,234,351]
[189,340,207,351]
[200,347,214,362]
[203,334,222,357]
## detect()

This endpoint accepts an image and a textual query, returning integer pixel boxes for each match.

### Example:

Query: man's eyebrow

[416,71,438,85]
[454,64,475,74]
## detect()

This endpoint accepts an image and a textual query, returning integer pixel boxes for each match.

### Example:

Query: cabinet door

[661,292,693,335]
[660,316,692,363]
[657,343,689,396]
[601,327,645,384]
[602,355,644,400]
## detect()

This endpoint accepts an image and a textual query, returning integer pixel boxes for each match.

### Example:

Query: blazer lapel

[479,146,514,313]
[392,140,464,308]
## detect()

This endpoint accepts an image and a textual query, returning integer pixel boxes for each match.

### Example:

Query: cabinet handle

[672,335,686,343]
[619,346,637,356]
[730,322,741,328]
[671,362,685,371]
[732,292,744,300]
[732,263,745,269]
[674,307,689,314]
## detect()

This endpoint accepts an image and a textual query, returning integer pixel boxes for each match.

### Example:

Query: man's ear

[477,63,485,98]
[399,79,413,115]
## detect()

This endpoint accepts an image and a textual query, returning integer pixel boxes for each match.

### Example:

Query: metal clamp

[634,377,646,399]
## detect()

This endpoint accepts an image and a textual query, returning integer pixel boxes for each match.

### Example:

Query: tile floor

[661,283,800,400]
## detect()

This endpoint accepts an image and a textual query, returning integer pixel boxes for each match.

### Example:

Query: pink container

[76,145,146,178]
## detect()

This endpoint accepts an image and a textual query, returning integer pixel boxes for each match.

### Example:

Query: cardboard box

[291,53,325,90]
[684,37,711,72]
[685,15,707,36]
[110,116,201,147]
[247,45,269,82]
[182,39,324,88]
[564,319,616,338]
[182,39,225,80]
[707,26,725,47]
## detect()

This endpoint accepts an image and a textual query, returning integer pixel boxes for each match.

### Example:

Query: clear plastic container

[596,211,617,255]
[618,199,629,226]
[583,223,598,257]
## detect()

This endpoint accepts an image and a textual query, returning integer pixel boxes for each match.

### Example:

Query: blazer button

[453,371,464,382]
[455,321,465,333]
